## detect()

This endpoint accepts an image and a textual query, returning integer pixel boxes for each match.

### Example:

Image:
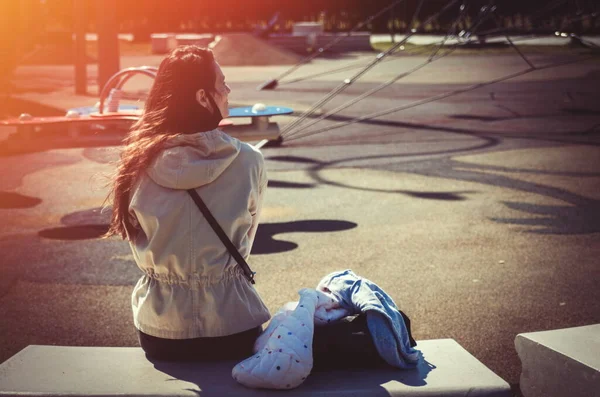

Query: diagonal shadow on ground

[490,200,600,234]
[268,180,317,189]
[413,159,600,235]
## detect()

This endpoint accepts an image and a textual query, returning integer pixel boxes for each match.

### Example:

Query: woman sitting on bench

[104,45,271,361]
[103,45,414,368]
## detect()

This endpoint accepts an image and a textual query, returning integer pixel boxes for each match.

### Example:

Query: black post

[0,1,20,96]
[74,0,87,95]
[390,1,395,43]
[96,0,120,93]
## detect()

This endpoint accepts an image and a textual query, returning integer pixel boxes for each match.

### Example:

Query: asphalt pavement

[1,50,599,391]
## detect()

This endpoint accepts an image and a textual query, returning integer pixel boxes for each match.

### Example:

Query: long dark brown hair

[104,45,218,240]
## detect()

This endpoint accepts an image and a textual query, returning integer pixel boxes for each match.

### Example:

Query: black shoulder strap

[187,189,256,284]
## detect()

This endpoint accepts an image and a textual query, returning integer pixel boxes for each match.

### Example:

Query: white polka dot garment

[232,288,339,389]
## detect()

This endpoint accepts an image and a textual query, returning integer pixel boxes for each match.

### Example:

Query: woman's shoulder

[231,136,264,163]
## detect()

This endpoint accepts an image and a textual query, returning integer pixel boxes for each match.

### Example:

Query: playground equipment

[0,66,292,152]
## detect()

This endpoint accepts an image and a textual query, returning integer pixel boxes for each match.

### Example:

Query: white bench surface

[515,324,600,397]
[0,339,511,397]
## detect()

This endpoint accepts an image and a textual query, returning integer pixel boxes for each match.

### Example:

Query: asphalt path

[1,52,600,392]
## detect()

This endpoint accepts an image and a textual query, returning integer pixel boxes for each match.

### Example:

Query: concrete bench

[0,339,510,396]
[150,33,177,54]
[316,32,374,52]
[515,324,600,397]
[175,34,214,48]
[267,35,310,54]
[267,33,373,54]
[292,22,324,36]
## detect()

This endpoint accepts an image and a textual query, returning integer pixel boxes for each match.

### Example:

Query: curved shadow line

[282,110,600,148]
[435,159,598,208]
[288,114,505,138]
[487,199,600,235]
[415,160,600,235]
[480,129,600,147]
[451,107,600,122]
[303,134,501,194]
[279,132,600,234]
[509,136,600,147]
[286,130,600,149]
[452,161,600,178]
[287,101,600,140]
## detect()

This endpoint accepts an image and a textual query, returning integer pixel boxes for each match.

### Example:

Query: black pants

[138,326,262,362]
[138,313,416,368]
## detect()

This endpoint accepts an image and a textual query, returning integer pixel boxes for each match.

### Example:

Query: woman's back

[128,129,270,339]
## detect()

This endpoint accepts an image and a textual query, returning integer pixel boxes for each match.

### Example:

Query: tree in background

[14,0,600,44]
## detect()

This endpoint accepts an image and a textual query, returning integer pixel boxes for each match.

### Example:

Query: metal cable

[279,0,428,135]
[280,0,460,135]
[475,0,568,37]
[573,34,600,49]
[279,27,595,88]
[267,0,407,84]
[280,28,600,90]
[489,13,538,69]
[282,1,476,139]
[279,61,376,86]
[276,1,597,145]
[279,38,465,86]
[283,55,595,143]
[283,0,498,140]
[282,2,595,143]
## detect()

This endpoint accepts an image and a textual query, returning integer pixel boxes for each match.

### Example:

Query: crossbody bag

[187,189,256,284]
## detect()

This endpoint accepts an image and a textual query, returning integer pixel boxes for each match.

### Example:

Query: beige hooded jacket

[128,129,270,339]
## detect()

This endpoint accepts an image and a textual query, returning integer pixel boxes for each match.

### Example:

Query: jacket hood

[147,129,241,190]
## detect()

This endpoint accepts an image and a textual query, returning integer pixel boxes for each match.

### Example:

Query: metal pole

[74,0,87,95]
[96,0,120,93]
[17,0,30,59]
[390,0,396,43]
[0,1,19,95]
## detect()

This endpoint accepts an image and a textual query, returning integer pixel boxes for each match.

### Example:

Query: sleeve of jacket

[247,153,268,251]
